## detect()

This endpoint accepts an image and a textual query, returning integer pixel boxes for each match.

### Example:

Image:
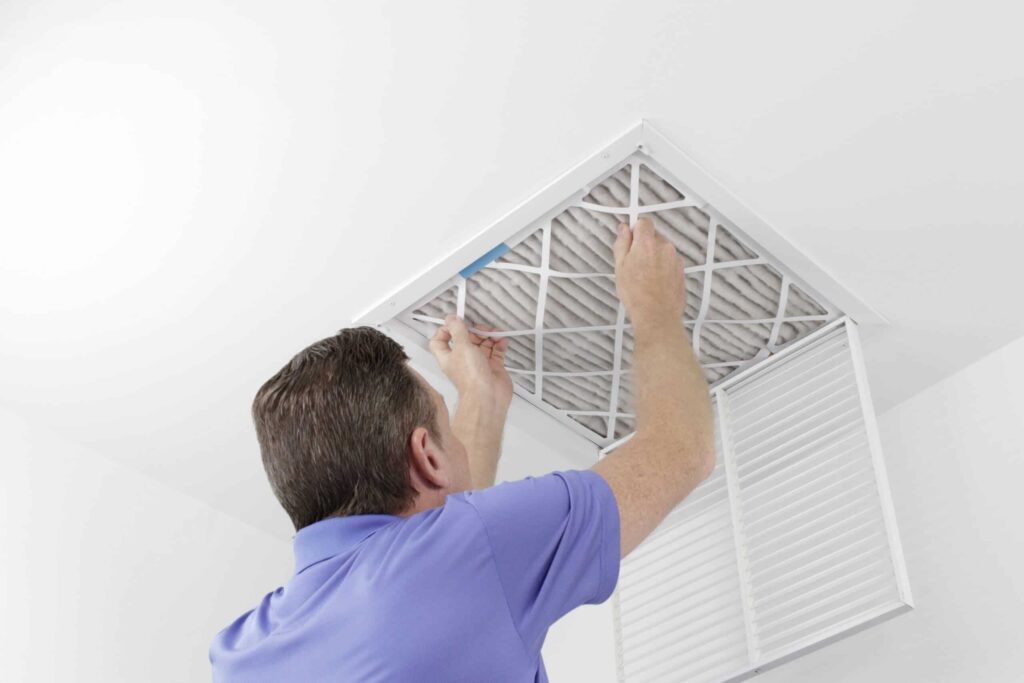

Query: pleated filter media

[360,123,911,681]
[399,159,836,447]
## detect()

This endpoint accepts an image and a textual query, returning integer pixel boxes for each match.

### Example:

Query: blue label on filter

[458,243,510,278]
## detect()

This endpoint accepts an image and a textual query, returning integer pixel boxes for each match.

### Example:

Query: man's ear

[408,426,449,491]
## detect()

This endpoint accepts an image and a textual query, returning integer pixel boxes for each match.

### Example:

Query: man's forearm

[593,320,715,556]
[634,320,713,454]
[451,389,510,489]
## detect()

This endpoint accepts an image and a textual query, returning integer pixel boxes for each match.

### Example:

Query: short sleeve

[459,469,621,653]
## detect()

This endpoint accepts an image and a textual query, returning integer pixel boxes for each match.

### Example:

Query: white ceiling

[1,0,1022,538]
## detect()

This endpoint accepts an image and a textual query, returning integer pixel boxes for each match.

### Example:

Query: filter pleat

[543,276,619,328]
[583,165,632,207]
[638,164,685,205]
[652,206,710,266]
[542,329,617,373]
[464,269,539,331]
[541,373,613,412]
[713,225,759,262]
[497,229,544,267]
[785,283,829,317]
[549,207,623,274]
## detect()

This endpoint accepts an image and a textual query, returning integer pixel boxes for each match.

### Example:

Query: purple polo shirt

[209,469,620,682]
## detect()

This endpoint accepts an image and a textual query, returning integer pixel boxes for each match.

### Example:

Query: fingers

[632,216,657,246]
[613,222,633,271]
[491,335,509,361]
[470,322,495,348]
[616,217,664,271]
[444,313,472,346]
[477,327,495,353]
[428,324,453,362]
[475,323,509,360]
[437,315,510,361]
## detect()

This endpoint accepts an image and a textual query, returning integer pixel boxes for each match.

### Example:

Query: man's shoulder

[451,470,607,520]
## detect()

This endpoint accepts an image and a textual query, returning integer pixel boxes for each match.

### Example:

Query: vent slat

[731,365,855,438]
[758,585,896,654]
[757,573,892,637]
[631,639,748,683]
[748,510,880,574]
[735,402,863,472]
[620,574,744,637]
[737,430,865,491]
[629,502,729,553]
[623,540,737,600]
[737,412,863,479]
[733,387,860,456]
[741,467,877,536]
[741,437,867,506]
[753,538,890,603]
[627,623,748,681]
[624,604,746,664]
[620,549,740,617]
[755,555,891,620]
[624,513,734,578]
[726,336,850,406]
[744,496,884,564]
[653,479,729,524]
[744,479,876,546]
[622,588,744,648]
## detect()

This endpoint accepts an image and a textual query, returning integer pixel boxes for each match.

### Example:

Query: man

[209,217,715,682]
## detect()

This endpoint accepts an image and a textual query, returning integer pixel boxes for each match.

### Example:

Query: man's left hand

[429,314,514,405]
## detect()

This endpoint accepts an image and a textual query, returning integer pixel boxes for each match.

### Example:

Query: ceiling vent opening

[355,121,909,681]
[385,137,845,448]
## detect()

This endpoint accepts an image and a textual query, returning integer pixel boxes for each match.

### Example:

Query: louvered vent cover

[396,158,838,447]
[611,319,912,683]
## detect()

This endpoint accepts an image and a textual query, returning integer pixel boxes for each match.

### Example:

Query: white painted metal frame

[606,317,913,683]
[718,389,762,667]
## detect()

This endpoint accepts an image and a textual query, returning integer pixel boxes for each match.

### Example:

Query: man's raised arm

[592,217,716,558]
[429,316,513,489]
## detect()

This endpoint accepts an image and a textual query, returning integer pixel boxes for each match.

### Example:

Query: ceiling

[1,0,1022,539]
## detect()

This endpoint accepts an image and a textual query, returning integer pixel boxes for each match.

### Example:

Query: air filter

[364,123,874,448]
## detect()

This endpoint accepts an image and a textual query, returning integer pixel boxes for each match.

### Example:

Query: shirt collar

[292,514,400,575]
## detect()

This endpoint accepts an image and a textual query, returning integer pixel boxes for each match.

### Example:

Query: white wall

[756,334,1024,682]
[0,408,291,683]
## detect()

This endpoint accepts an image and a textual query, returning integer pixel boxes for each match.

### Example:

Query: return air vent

[395,158,838,446]
[610,319,912,682]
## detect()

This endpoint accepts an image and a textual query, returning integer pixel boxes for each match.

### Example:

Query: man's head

[252,326,471,531]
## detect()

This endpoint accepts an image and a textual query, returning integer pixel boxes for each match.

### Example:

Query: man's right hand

[612,217,687,329]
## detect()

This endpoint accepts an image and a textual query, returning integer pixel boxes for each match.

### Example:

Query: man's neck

[397,491,448,518]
